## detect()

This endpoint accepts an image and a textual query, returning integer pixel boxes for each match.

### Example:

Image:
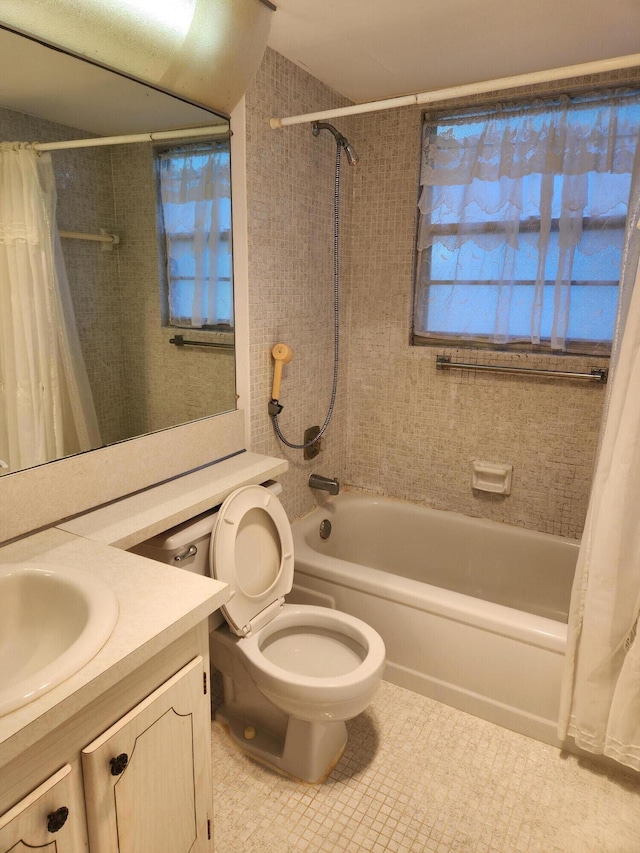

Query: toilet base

[215,704,348,784]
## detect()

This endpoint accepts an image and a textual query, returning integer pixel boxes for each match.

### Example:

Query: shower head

[312,121,359,165]
[342,140,360,167]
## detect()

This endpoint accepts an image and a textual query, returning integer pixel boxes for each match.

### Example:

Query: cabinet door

[0,764,85,853]
[82,656,212,853]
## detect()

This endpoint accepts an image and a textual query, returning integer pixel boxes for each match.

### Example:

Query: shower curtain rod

[32,124,228,152]
[269,52,640,128]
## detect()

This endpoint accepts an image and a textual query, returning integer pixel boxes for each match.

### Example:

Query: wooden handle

[271,343,293,401]
[272,360,284,401]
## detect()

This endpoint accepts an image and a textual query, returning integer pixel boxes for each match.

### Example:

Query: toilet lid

[210,485,294,637]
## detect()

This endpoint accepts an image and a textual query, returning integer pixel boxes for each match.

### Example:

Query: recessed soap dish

[471,461,513,495]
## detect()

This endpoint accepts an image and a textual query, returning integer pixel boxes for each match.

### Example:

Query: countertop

[58,451,288,549]
[0,527,229,766]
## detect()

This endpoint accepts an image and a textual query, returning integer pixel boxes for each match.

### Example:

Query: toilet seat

[211,485,294,637]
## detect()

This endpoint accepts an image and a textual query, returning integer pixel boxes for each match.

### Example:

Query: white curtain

[0,143,101,473]
[558,257,640,771]
[416,92,640,350]
[558,143,640,768]
[158,144,233,329]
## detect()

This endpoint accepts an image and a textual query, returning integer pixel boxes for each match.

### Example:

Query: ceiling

[267,0,640,105]
[2,3,639,133]
[0,27,227,135]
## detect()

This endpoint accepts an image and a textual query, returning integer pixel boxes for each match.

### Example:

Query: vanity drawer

[0,763,85,852]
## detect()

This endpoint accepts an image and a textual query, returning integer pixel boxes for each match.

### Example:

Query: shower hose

[271,143,342,449]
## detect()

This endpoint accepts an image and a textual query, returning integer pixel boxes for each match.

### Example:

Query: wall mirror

[0,26,236,479]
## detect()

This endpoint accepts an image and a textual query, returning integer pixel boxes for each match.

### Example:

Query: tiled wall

[342,103,606,538]
[341,70,640,538]
[57,146,129,447]
[244,48,355,521]
[110,143,237,438]
[246,53,640,537]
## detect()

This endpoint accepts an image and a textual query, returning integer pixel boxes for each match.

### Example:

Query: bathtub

[290,491,579,747]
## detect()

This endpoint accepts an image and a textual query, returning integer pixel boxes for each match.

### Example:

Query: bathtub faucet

[309,474,340,495]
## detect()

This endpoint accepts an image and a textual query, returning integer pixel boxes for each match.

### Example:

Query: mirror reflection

[0,28,236,478]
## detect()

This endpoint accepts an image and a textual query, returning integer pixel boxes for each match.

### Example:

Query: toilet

[132,482,385,783]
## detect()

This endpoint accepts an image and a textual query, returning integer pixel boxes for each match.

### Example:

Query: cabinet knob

[47,806,69,833]
[110,753,129,776]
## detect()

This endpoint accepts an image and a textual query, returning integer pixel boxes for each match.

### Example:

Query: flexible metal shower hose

[272,143,342,449]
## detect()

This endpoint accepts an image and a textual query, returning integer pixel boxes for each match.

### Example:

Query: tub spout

[309,474,340,495]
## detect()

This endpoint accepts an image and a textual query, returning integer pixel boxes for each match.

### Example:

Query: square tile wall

[110,143,237,438]
[244,49,357,520]
[244,53,640,537]
[341,69,640,537]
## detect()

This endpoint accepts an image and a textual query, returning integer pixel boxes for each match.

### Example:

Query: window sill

[411,334,611,359]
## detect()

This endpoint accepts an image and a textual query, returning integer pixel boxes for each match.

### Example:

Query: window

[413,91,640,354]
[157,141,233,330]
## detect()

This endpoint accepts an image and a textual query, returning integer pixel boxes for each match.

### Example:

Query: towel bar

[435,355,607,383]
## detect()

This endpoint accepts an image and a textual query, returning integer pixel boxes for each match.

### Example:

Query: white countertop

[0,451,289,767]
[58,451,288,549]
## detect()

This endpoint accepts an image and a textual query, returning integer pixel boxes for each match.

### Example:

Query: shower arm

[312,121,359,166]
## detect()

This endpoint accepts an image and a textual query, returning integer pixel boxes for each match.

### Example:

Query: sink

[0,564,119,717]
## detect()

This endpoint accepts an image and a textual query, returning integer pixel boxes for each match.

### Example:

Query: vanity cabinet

[0,625,214,853]
[0,763,86,852]
[83,656,211,853]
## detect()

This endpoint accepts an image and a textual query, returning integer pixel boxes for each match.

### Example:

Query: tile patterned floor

[210,678,640,853]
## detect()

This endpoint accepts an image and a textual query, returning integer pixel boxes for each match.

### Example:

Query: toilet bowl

[132,482,385,784]
[239,603,384,720]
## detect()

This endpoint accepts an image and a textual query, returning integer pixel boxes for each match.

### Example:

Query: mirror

[0,27,236,477]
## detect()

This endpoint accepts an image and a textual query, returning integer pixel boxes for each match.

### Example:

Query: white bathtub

[290,491,579,747]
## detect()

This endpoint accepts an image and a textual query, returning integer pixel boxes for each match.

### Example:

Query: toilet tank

[129,480,284,633]
[129,508,218,576]
[130,507,225,630]
[129,480,284,573]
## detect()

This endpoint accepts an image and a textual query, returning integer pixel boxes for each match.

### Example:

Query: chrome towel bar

[169,334,234,350]
[436,355,607,383]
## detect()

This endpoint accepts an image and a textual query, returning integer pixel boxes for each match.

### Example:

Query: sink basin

[0,564,119,717]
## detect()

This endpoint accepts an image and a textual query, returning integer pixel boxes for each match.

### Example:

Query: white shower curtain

[0,143,101,472]
[558,197,640,770]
